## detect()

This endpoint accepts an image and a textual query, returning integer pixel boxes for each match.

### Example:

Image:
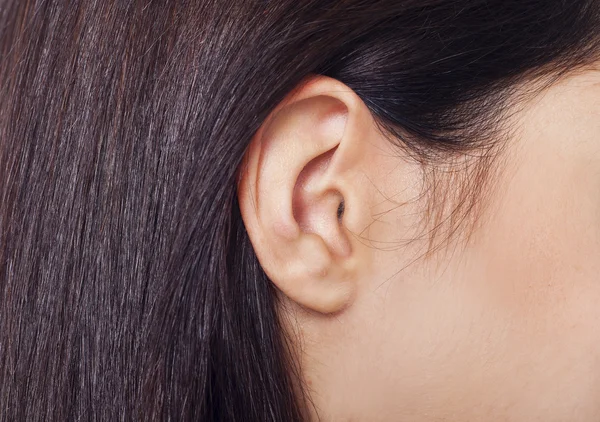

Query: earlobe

[238,76,370,314]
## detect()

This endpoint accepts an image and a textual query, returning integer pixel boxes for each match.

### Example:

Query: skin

[238,66,600,421]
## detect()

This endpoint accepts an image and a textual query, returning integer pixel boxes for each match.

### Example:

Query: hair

[0,0,599,420]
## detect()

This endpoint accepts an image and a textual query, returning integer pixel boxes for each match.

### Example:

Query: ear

[237,76,373,314]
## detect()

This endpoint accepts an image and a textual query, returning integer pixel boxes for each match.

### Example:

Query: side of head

[1,1,599,420]
[239,69,600,419]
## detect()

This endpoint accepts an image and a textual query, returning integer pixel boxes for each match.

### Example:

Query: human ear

[237,76,372,314]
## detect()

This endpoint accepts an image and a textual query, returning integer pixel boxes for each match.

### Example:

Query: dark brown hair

[1,1,599,420]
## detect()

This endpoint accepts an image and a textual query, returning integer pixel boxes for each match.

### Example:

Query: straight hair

[1,1,599,420]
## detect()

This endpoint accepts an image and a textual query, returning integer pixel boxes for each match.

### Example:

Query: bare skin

[238,67,600,421]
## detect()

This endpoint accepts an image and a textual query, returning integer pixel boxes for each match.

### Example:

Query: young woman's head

[1,1,600,420]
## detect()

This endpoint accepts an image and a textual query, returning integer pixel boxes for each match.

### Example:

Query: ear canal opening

[337,199,345,221]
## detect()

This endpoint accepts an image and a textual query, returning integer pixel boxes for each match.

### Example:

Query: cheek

[411,132,600,418]
[473,127,600,325]
[356,159,600,419]
[364,245,600,420]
